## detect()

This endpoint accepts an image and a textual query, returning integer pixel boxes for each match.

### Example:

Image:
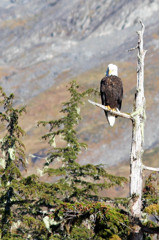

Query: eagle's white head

[106,64,118,77]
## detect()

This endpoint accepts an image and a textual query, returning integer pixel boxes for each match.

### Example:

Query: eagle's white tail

[107,113,115,127]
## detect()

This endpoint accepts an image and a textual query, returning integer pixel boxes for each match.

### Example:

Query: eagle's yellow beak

[109,69,112,75]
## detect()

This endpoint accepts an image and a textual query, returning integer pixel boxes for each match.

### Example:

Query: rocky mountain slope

[0,0,159,169]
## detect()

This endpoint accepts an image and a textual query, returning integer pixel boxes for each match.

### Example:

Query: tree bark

[129,20,147,239]
[130,20,146,218]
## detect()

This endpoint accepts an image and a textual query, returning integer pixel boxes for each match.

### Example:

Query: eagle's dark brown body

[100,75,123,116]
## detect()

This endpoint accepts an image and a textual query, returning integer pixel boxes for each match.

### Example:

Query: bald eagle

[100,64,123,127]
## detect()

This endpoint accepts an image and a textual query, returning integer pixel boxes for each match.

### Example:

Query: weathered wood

[130,20,146,220]
[88,99,133,120]
[142,165,159,171]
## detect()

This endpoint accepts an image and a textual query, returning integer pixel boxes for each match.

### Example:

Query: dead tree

[129,20,146,219]
[89,20,159,239]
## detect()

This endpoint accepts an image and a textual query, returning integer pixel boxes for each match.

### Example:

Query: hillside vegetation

[0,0,159,176]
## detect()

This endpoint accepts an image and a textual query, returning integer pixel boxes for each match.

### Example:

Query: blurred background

[0,0,159,194]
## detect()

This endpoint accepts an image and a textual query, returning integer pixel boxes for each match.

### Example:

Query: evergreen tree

[38,81,128,238]
[0,88,26,239]
[0,82,157,239]
[0,84,127,239]
[0,89,54,239]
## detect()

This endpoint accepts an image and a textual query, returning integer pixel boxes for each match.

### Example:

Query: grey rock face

[0,0,159,101]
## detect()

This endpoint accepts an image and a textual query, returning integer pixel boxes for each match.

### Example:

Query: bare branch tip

[138,19,145,32]
[139,19,144,26]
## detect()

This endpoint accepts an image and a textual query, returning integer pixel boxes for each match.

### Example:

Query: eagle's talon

[106,105,111,110]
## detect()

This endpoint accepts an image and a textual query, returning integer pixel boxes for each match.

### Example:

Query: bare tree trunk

[130,20,146,217]
[129,21,147,239]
